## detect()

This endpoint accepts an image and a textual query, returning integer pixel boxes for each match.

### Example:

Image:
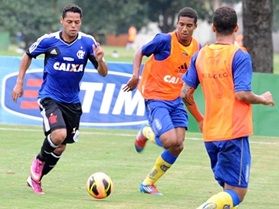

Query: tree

[242,0,273,73]
[142,0,211,32]
[273,0,279,31]
[0,0,59,49]
[77,0,147,35]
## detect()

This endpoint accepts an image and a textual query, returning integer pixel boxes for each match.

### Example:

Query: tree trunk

[242,0,273,73]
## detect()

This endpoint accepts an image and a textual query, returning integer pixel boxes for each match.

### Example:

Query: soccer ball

[86,172,113,199]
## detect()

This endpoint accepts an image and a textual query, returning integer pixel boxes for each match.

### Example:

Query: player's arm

[181,53,204,131]
[235,91,274,106]
[181,83,204,132]
[122,48,143,92]
[12,53,32,102]
[233,49,274,106]
[91,43,108,77]
[123,33,168,92]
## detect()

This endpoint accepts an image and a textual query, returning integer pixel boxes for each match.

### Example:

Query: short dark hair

[177,7,198,24]
[213,6,237,35]
[62,4,83,18]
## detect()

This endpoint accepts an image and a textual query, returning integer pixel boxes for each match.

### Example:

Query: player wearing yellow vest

[181,6,274,209]
[123,7,200,194]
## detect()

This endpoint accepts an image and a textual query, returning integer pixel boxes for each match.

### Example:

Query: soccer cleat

[139,183,162,195]
[134,128,148,153]
[30,158,45,182]
[27,176,45,195]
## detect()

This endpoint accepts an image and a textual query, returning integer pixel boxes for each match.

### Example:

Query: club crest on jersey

[77,50,85,59]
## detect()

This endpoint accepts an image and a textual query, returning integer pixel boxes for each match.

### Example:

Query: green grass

[0,125,278,209]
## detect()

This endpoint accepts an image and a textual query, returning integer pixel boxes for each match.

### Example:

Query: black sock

[38,136,58,161]
[42,152,60,176]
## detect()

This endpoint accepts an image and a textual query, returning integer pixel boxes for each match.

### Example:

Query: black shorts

[39,98,82,144]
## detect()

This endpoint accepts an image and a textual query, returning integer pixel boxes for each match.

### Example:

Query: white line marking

[0,127,278,145]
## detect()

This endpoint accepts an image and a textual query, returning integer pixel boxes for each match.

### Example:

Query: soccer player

[123,7,201,195]
[12,4,108,194]
[181,6,274,208]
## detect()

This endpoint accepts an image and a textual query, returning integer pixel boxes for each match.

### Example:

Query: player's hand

[93,42,105,62]
[261,91,275,106]
[122,75,139,92]
[12,83,23,102]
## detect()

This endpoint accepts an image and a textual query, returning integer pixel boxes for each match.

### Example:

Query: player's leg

[30,99,67,180]
[134,100,163,152]
[27,98,67,194]
[41,101,82,177]
[42,144,66,176]
[135,99,186,152]
[139,99,187,195]
[197,137,250,208]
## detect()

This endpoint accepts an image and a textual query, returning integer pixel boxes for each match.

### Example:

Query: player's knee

[162,136,182,150]
[237,189,247,202]
[172,140,184,154]
[54,144,66,155]
[65,129,80,143]
[50,128,67,144]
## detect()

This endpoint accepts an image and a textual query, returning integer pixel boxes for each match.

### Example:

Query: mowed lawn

[0,125,278,209]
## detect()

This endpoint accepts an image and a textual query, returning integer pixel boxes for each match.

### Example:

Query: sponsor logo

[53,62,84,72]
[177,62,188,73]
[160,165,170,172]
[28,42,39,54]
[63,57,74,61]
[50,49,58,55]
[2,68,147,127]
[202,72,230,79]
[201,203,217,209]
[163,75,180,84]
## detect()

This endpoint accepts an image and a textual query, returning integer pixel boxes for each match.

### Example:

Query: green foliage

[76,0,147,35]
[0,125,278,208]
[0,0,278,54]
[141,0,212,32]
[0,0,58,48]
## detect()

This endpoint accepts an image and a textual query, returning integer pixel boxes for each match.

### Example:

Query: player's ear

[212,24,216,32]
[60,17,63,25]
[234,25,239,33]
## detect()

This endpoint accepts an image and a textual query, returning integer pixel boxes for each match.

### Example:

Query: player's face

[61,12,82,40]
[176,16,197,45]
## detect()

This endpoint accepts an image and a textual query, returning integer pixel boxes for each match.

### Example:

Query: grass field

[0,125,278,209]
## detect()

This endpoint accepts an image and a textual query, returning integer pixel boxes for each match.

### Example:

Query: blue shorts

[204,137,251,188]
[145,98,188,138]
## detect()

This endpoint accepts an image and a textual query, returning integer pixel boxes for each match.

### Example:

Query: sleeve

[26,34,50,58]
[89,56,98,69]
[88,35,97,56]
[87,35,98,68]
[141,33,170,57]
[232,49,253,92]
[182,52,200,89]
